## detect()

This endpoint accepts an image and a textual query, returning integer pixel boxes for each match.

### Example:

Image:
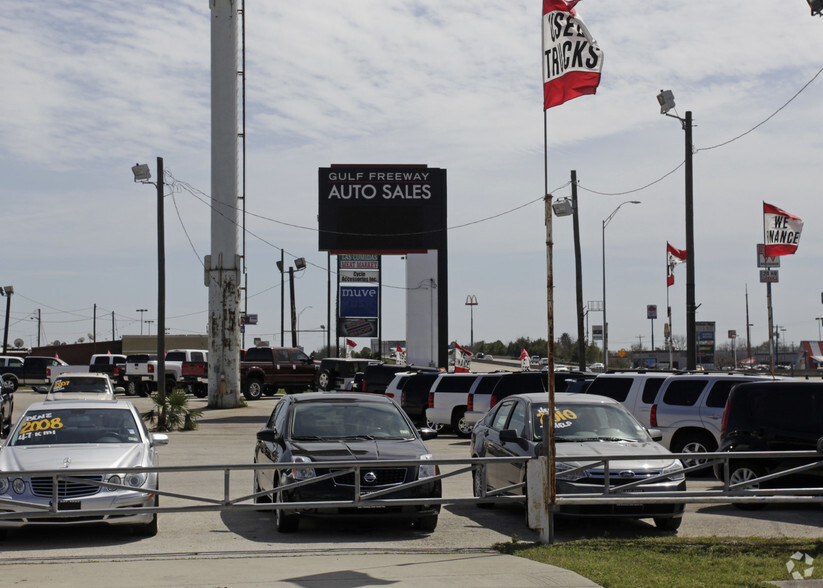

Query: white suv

[650,373,783,468]
[583,371,672,428]
[425,373,482,438]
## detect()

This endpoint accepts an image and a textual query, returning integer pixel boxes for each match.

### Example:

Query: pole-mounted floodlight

[294,257,307,270]
[809,0,823,16]
[551,197,574,217]
[657,90,676,115]
[132,163,152,182]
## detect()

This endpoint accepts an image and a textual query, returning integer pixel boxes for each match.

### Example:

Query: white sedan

[0,398,168,538]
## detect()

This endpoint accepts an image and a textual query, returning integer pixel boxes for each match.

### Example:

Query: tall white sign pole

[206,0,242,408]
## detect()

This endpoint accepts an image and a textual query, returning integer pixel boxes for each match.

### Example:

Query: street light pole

[136,308,148,335]
[1,286,13,354]
[602,201,640,370]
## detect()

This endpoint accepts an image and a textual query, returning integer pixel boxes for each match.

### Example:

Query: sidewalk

[0,551,602,587]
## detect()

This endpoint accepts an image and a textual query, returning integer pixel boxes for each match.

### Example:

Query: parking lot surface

[1,388,821,586]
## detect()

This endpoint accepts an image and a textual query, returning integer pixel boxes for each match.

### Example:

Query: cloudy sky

[2,0,822,359]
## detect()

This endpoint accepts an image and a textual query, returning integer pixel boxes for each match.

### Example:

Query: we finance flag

[763,202,803,257]
[542,0,604,109]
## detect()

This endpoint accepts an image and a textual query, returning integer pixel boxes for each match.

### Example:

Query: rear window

[641,378,667,404]
[705,379,747,408]
[473,374,504,396]
[495,372,547,395]
[244,348,272,362]
[433,375,478,393]
[586,377,632,402]
[403,373,439,392]
[661,379,707,406]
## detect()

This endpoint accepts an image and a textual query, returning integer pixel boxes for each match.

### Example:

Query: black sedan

[471,392,686,530]
[253,392,441,533]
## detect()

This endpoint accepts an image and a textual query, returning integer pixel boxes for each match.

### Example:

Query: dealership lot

[0,388,821,564]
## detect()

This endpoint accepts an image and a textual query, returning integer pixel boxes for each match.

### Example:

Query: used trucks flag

[666,242,687,287]
[763,202,803,257]
[542,0,604,109]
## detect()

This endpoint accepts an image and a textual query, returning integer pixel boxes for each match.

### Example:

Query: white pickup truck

[124,349,208,396]
[46,354,128,387]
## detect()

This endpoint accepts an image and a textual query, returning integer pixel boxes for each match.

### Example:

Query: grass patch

[496,536,823,587]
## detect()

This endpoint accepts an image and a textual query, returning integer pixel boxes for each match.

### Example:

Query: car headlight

[12,478,26,494]
[555,461,584,481]
[0,478,9,494]
[126,472,148,487]
[662,460,686,481]
[291,455,315,480]
[107,474,122,491]
[418,454,437,479]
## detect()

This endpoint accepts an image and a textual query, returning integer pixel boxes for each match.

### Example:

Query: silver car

[0,398,168,538]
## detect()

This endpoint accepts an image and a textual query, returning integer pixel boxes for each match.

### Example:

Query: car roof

[510,392,621,406]
[291,391,393,403]
[25,398,134,411]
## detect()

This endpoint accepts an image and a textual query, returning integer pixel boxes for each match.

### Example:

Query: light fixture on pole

[1,286,14,354]
[808,0,823,15]
[601,201,641,370]
[657,89,696,370]
[465,295,478,347]
[279,257,307,348]
[132,158,167,429]
[136,308,148,335]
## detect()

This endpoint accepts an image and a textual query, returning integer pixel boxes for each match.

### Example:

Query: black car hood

[289,438,427,462]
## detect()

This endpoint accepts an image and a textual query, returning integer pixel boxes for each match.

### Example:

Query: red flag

[763,202,803,257]
[396,346,404,353]
[542,0,604,109]
[346,339,357,347]
[519,348,530,360]
[666,242,687,287]
[454,342,473,356]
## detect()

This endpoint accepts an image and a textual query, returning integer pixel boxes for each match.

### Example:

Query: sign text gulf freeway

[339,286,378,318]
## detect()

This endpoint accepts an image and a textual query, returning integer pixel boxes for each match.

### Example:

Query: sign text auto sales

[324,170,433,200]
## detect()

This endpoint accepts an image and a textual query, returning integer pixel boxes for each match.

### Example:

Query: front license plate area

[57,500,81,511]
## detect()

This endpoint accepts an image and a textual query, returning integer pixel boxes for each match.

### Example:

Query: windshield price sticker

[18,415,63,440]
[538,408,578,428]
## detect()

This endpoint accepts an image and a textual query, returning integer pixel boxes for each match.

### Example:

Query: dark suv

[714,381,823,489]
[315,358,378,391]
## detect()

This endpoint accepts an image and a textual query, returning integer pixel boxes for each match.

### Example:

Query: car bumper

[555,479,687,518]
[0,489,156,528]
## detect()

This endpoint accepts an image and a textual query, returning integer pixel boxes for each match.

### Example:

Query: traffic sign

[760,269,779,283]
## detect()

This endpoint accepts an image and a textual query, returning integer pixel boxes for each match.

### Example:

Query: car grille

[331,468,408,487]
[29,475,104,498]
[580,469,663,485]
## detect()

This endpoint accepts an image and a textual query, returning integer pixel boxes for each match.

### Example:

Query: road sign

[647,304,657,319]
[760,269,779,283]
[757,244,780,268]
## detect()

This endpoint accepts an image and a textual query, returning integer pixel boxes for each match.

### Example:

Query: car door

[481,399,524,491]
[256,400,290,492]
[290,349,316,384]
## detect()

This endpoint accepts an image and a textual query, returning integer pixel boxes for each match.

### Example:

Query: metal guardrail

[0,451,820,521]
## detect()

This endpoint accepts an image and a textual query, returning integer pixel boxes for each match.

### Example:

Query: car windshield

[531,403,650,443]
[10,408,141,446]
[50,376,110,394]
[290,402,415,440]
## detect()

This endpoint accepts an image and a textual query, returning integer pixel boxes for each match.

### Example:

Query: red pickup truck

[240,347,317,400]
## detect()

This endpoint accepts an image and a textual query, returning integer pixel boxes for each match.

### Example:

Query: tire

[1,375,18,392]
[472,470,494,509]
[671,433,716,471]
[317,370,331,391]
[125,380,139,396]
[451,407,473,439]
[654,516,682,531]
[729,461,766,511]
[133,495,159,537]
[414,514,438,532]
[193,383,208,398]
[275,475,299,533]
[243,378,264,401]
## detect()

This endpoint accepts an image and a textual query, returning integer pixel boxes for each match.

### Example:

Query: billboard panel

[339,285,379,318]
[318,165,447,252]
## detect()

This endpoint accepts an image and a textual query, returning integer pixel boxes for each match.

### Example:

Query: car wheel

[126,380,139,396]
[2,376,18,392]
[317,370,331,391]
[671,434,716,471]
[275,475,299,533]
[653,516,682,531]
[729,462,766,511]
[451,408,472,439]
[414,514,438,532]
[243,378,264,401]
[133,495,159,537]
[472,470,494,509]
[193,384,208,398]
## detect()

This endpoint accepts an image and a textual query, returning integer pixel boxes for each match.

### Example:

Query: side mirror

[817,436,823,455]
[418,427,439,441]
[256,428,279,443]
[647,428,663,442]
[114,386,126,394]
[150,432,170,446]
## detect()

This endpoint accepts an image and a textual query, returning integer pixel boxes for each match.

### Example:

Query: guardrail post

[527,456,554,543]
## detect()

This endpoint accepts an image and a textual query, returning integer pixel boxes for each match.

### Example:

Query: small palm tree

[145,388,202,432]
